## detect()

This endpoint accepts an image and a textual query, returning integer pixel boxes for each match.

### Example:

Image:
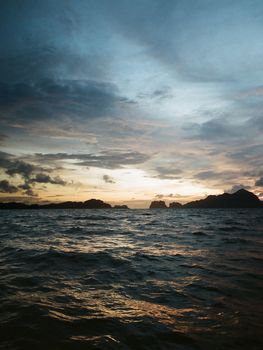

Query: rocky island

[169,202,183,209]
[0,189,262,210]
[113,205,129,209]
[150,189,263,209]
[149,201,167,209]
[0,199,114,210]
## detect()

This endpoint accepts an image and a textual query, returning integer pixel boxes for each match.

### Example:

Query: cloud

[0,1,138,132]
[0,151,12,161]
[194,171,220,180]
[31,151,150,169]
[0,152,66,196]
[0,79,133,128]
[0,180,18,193]
[137,87,173,101]
[0,196,40,203]
[228,144,263,169]
[193,170,254,187]
[184,118,240,142]
[154,166,182,180]
[0,134,7,145]
[1,0,263,89]
[6,161,36,179]
[0,0,129,85]
[0,150,149,197]
[151,88,173,100]
[155,193,174,199]
[255,177,263,187]
[18,183,37,197]
[29,173,66,185]
[1,0,263,203]
[226,184,251,193]
[102,175,115,184]
[247,116,263,132]
[237,86,263,99]
[106,0,263,83]
[0,151,44,179]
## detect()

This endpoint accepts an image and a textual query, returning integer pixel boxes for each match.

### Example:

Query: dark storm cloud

[1,0,262,127]
[0,1,136,129]
[18,181,37,197]
[102,175,115,184]
[29,174,66,186]
[0,152,41,179]
[0,180,18,193]
[0,152,66,196]
[0,0,108,82]
[31,151,150,169]
[6,161,36,179]
[3,0,262,92]
[0,79,132,124]
[19,173,66,197]
[1,0,263,91]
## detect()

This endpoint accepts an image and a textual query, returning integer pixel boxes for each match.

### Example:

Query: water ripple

[0,209,262,349]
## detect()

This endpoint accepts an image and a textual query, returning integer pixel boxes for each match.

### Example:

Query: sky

[0,0,263,208]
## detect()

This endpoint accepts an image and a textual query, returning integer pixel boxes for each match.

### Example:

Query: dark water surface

[0,209,262,350]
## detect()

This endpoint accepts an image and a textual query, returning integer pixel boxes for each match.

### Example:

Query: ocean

[0,209,262,350]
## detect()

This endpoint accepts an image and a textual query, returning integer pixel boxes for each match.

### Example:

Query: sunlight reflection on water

[0,209,262,349]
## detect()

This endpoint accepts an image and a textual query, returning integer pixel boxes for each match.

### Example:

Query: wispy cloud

[29,151,151,169]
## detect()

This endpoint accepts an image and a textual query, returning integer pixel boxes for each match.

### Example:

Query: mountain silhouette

[149,189,262,209]
[0,189,262,209]
[184,189,262,208]
[169,202,183,208]
[149,200,167,208]
[0,199,112,210]
[113,205,129,209]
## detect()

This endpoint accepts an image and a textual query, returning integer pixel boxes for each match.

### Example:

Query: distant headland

[0,199,129,210]
[0,189,262,209]
[150,189,263,209]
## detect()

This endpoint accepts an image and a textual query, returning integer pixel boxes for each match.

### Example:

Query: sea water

[0,209,262,349]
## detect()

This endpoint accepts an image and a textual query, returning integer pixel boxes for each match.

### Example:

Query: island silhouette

[0,198,113,210]
[150,189,262,209]
[0,189,262,209]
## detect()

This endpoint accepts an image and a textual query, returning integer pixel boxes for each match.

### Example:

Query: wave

[0,209,262,350]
